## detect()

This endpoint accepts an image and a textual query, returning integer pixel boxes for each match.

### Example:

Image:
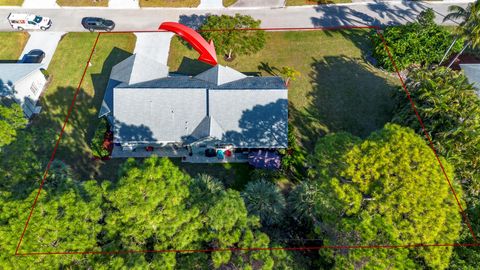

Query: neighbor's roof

[0,64,43,84]
[460,64,480,96]
[0,63,44,96]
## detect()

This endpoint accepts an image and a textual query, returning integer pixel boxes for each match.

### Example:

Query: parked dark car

[81,17,115,32]
[20,49,45,63]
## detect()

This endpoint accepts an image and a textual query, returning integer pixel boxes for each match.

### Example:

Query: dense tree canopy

[0,103,27,149]
[372,9,463,71]
[296,124,462,269]
[392,67,480,202]
[200,14,266,59]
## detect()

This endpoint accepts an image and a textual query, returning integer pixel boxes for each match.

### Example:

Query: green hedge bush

[90,118,110,158]
[372,8,463,71]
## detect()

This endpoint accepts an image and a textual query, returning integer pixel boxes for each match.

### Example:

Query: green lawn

[56,0,108,6]
[31,33,136,180]
[168,30,399,149]
[0,32,29,61]
[0,0,23,5]
[286,0,351,5]
[139,0,199,7]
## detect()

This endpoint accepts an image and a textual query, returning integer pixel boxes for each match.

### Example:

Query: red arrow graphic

[159,22,218,66]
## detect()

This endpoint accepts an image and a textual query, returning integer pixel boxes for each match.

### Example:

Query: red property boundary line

[14,25,478,256]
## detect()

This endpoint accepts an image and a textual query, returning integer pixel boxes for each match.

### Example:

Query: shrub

[90,118,110,158]
[372,8,463,71]
[278,125,306,181]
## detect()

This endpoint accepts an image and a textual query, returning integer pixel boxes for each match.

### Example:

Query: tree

[279,66,300,86]
[0,103,27,149]
[0,162,103,269]
[102,157,202,268]
[392,67,480,202]
[372,8,463,71]
[200,14,266,60]
[301,124,462,269]
[443,1,480,68]
[242,180,286,226]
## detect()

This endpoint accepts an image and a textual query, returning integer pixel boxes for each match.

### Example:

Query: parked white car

[7,13,52,31]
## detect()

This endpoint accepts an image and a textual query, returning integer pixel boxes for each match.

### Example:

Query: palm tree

[241,180,286,226]
[279,66,301,87]
[442,1,480,68]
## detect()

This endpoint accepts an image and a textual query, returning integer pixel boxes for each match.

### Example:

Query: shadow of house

[222,99,288,148]
[175,57,213,76]
[307,55,396,139]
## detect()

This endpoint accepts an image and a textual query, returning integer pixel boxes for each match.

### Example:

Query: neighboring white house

[0,63,47,118]
[460,64,480,97]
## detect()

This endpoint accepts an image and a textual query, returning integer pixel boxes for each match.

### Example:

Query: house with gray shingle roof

[0,63,47,118]
[99,53,288,161]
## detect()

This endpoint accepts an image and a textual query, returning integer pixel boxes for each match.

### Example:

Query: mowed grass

[0,0,23,5]
[139,0,199,7]
[168,30,399,149]
[0,32,29,60]
[57,0,108,6]
[286,0,351,5]
[32,33,136,180]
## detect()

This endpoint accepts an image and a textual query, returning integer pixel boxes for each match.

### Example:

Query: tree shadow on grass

[291,55,397,150]
[308,55,397,138]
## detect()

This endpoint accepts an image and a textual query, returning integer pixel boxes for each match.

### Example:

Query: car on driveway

[8,13,52,31]
[20,49,45,63]
[81,17,115,32]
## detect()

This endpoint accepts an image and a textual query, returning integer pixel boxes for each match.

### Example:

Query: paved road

[0,1,471,32]
[231,0,284,8]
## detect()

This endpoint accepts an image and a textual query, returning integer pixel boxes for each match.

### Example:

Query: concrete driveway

[134,32,174,65]
[231,0,284,7]
[19,32,65,68]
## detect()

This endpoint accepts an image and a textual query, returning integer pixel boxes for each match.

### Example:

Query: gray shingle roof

[127,76,285,90]
[105,61,288,148]
[110,54,169,85]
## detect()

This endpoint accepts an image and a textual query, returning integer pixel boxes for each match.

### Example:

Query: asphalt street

[0,1,470,32]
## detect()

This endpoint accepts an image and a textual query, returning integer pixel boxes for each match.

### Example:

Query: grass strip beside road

[57,0,108,6]
[223,0,237,7]
[140,0,200,7]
